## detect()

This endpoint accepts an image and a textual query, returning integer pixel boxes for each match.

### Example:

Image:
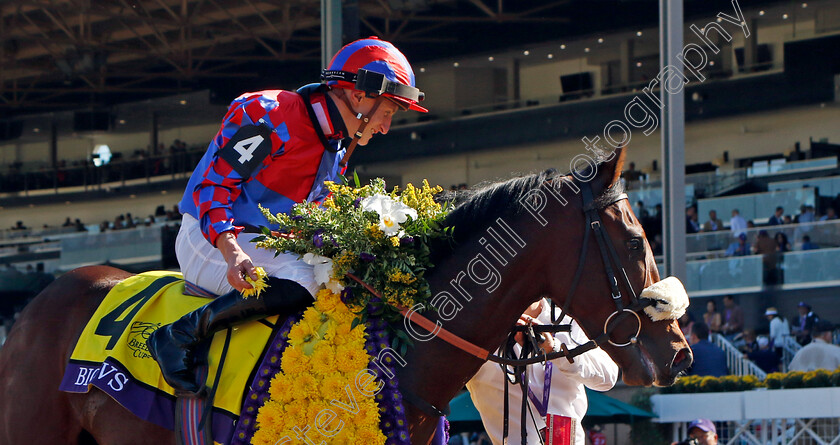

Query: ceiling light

[547,54,554,59]
[636,31,643,37]
[782,13,789,19]
[636,62,642,67]
[420,67,425,73]
[560,44,566,50]
[523,50,530,56]
[488,56,494,62]
[709,60,716,66]
[118,119,126,125]
[33,128,40,133]
[759,10,765,15]
[802,3,807,7]
[453,62,459,67]
[597,38,604,43]
[179,100,187,105]
[584,47,590,53]
[717,17,723,23]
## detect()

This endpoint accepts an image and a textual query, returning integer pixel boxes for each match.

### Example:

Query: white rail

[711,333,768,380]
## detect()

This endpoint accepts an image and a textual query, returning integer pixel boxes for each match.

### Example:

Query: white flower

[361,194,418,236]
[302,252,344,292]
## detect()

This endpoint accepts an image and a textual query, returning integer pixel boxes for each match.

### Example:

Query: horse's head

[545,147,692,386]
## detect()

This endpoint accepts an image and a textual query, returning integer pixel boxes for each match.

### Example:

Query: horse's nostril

[672,347,692,371]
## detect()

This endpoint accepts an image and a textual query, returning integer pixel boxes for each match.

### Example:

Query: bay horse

[0,147,692,444]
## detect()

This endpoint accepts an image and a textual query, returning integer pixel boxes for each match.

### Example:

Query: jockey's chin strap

[336,91,386,167]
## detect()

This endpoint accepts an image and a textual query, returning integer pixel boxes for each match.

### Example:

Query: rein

[343,180,658,428]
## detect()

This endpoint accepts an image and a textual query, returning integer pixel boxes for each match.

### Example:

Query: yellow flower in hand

[241,266,268,298]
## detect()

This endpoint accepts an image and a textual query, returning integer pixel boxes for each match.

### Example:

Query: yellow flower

[268,375,294,404]
[287,320,317,347]
[320,372,347,399]
[241,266,268,298]
[310,342,336,375]
[389,236,400,247]
[280,346,309,375]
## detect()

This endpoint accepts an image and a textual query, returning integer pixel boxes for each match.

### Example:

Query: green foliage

[664,368,840,393]
[254,176,450,345]
[629,388,670,445]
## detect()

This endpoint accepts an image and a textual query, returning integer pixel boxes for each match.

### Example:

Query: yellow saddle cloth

[60,271,280,443]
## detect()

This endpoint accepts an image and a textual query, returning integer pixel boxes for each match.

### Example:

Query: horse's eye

[627,238,643,251]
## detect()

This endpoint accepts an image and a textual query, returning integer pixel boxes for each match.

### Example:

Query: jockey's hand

[514,315,555,354]
[216,231,259,292]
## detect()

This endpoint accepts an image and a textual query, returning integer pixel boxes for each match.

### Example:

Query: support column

[321,0,342,69]
[508,58,520,105]
[743,18,758,72]
[150,111,159,155]
[659,0,687,281]
[620,39,634,88]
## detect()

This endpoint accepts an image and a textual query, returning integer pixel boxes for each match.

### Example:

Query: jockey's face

[342,90,400,146]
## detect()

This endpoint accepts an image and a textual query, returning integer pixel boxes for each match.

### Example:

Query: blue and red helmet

[322,37,427,113]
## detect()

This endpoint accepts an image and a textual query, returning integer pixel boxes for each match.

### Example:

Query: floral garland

[254,177,450,352]
[252,288,386,444]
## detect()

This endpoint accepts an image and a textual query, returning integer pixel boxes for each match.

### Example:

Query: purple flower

[291,215,303,221]
[340,287,353,303]
[399,236,415,246]
[353,197,362,208]
[360,252,376,262]
[312,228,325,248]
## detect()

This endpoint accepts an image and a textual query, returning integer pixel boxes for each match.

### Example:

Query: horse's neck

[397,214,560,416]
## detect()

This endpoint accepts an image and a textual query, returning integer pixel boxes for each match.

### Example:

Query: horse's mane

[436,162,625,250]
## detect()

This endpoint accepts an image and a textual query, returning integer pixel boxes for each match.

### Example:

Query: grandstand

[2,0,840,443]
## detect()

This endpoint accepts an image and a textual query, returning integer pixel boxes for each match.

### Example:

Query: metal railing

[711,333,768,379]
[686,219,840,254]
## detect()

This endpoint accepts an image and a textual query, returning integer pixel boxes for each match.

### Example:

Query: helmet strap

[339,93,384,167]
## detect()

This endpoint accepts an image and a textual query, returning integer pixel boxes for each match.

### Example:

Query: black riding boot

[147,277,313,394]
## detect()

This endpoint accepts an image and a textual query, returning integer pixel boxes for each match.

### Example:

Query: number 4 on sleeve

[217,124,275,178]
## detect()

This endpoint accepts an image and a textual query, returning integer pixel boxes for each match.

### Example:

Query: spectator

[801,235,820,250]
[729,209,747,238]
[775,232,792,252]
[61,217,73,227]
[623,162,643,181]
[725,233,750,257]
[704,300,723,334]
[819,207,837,221]
[792,302,820,346]
[703,210,724,232]
[737,329,758,354]
[588,425,606,445]
[765,307,790,359]
[679,312,695,339]
[634,201,649,219]
[789,320,840,371]
[687,206,700,234]
[746,220,756,229]
[721,295,744,339]
[783,215,793,224]
[797,205,816,223]
[688,322,728,377]
[10,221,27,231]
[753,230,779,284]
[768,206,785,226]
[748,336,779,373]
[671,419,718,445]
[74,218,87,232]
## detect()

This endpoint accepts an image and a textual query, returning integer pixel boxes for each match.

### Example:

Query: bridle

[344,177,659,423]
[550,179,655,347]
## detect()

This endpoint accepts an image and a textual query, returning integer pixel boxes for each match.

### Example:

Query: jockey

[147,37,427,394]
[466,299,619,445]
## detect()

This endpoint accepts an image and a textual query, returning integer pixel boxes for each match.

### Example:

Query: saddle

[59,271,283,445]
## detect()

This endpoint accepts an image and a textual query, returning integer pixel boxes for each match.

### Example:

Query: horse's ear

[590,146,626,194]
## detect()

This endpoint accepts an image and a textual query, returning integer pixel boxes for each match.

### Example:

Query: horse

[0,147,692,444]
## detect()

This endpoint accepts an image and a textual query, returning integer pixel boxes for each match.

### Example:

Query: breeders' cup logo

[127,322,159,359]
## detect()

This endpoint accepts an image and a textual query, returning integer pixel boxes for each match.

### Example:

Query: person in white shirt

[466,299,619,445]
[729,209,747,238]
[765,307,790,359]
[789,320,840,371]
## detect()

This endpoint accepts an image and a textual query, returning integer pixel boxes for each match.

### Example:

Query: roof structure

[1,0,788,117]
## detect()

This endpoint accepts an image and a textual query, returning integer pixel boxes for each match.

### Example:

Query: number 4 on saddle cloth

[59,271,286,445]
